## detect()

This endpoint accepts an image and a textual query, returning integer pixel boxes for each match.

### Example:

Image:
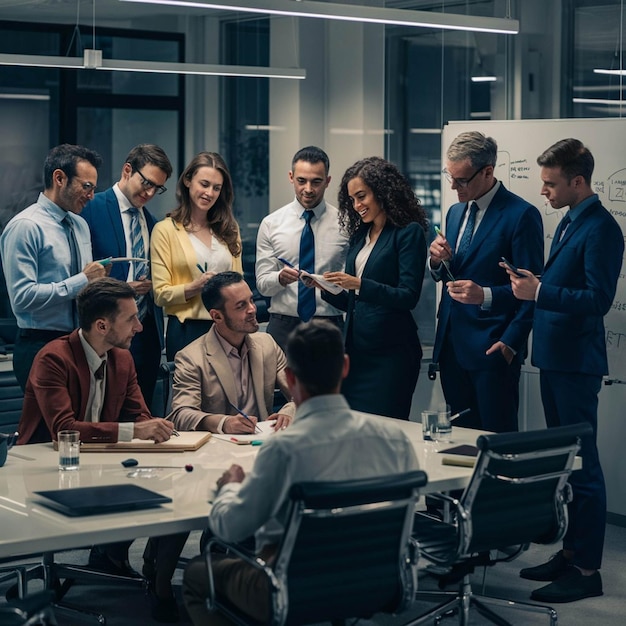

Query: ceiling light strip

[0,53,305,79]
[120,0,519,35]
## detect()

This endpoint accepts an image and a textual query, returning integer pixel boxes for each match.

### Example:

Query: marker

[196,262,208,273]
[434,226,443,237]
[251,440,263,446]
[449,408,471,421]
[228,402,261,433]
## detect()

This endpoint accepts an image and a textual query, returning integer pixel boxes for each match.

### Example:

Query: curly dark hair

[337,156,428,237]
[169,152,241,258]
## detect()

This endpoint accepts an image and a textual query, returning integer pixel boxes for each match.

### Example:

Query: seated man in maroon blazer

[17,277,181,622]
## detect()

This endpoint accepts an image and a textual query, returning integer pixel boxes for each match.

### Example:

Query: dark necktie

[128,207,149,321]
[63,214,80,327]
[549,214,571,255]
[455,201,478,264]
[95,360,106,380]
[297,210,316,322]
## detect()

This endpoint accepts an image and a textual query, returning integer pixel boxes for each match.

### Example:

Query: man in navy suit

[506,139,623,603]
[430,132,543,432]
[82,144,173,408]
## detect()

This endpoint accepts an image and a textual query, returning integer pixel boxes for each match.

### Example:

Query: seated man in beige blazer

[168,271,295,434]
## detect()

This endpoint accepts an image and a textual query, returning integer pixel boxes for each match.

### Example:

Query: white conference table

[0,420,482,562]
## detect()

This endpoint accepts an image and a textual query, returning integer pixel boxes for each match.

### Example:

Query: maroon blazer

[17,329,152,444]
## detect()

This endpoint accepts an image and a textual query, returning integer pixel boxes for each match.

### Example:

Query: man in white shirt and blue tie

[255,146,349,350]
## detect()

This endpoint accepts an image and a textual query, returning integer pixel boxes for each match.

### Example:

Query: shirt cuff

[118,422,134,441]
[428,257,444,280]
[216,415,228,434]
[480,287,492,310]
[535,282,542,301]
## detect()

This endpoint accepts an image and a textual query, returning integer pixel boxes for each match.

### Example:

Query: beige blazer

[168,326,294,432]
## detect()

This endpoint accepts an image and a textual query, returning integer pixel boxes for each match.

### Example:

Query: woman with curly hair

[151,152,243,359]
[320,156,428,419]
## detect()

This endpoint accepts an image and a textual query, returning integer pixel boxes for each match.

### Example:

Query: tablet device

[34,484,172,517]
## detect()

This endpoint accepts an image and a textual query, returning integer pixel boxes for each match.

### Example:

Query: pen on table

[228,402,261,433]
[449,408,471,422]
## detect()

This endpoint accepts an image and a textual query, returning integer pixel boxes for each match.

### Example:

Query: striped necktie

[297,210,316,322]
[128,207,149,321]
[455,201,478,264]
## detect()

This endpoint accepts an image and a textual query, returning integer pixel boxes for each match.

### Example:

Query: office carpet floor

[2,524,625,625]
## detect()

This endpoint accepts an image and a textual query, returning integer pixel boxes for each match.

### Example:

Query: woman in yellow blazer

[151,152,243,359]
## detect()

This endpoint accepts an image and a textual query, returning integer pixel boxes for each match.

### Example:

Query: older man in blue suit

[505,138,623,604]
[82,144,173,408]
[430,131,544,433]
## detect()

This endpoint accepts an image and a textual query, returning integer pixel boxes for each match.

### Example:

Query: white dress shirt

[209,394,420,551]
[255,198,349,317]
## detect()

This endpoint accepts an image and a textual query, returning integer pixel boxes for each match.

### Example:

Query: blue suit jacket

[532,199,624,376]
[433,184,544,370]
[81,188,164,347]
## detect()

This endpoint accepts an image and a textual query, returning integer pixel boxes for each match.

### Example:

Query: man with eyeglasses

[82,144,173,409]
[429,131,543,433]
[1,143,107,391]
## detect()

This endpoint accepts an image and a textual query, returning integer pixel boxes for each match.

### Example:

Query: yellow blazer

[150,217,243,322]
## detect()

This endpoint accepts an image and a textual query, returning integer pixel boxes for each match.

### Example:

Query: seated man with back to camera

[168,271,295,434]
[181,319,420,625]
[16,277,185,623]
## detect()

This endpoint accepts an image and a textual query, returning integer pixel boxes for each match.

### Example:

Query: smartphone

[500,256,525,278]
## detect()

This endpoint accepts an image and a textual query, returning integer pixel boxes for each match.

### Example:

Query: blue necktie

[297,210,316,322]
[128,207,149,321]
[455,201,478,264]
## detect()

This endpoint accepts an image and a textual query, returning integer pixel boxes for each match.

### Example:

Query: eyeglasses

[442,165,485,188]
[75,180,97,194]
[134,168,168,195]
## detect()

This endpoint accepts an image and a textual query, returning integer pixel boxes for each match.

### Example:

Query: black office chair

[0,590,58,625]
[206,470,428,626]
[408,423,590,626]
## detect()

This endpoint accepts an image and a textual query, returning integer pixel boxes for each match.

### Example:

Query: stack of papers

[299,271,344,295]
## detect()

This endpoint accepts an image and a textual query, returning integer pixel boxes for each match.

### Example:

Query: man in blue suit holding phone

[82,144,173,408]
[430,131,544,433]
[505,138,623,604]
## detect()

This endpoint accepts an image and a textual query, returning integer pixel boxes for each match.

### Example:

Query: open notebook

[213,420,277,445]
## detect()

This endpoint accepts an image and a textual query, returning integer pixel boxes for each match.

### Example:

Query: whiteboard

[442,119,626,380]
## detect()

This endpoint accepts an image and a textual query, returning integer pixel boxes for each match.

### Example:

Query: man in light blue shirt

[0,143,107,390]
[181,319,419,625]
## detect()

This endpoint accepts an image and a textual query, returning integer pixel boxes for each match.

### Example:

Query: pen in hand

[228,402,261,434]
[196,263,208,273]
[277,257,300,273]
[433,227,456,282]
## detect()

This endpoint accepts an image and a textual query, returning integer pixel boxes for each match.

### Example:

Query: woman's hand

[184,271,216,300]
[323,271,361,291]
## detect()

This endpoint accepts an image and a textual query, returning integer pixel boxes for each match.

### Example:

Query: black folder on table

[34,484,172,517]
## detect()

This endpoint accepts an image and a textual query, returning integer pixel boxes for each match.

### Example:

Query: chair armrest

[204,538,279,613]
